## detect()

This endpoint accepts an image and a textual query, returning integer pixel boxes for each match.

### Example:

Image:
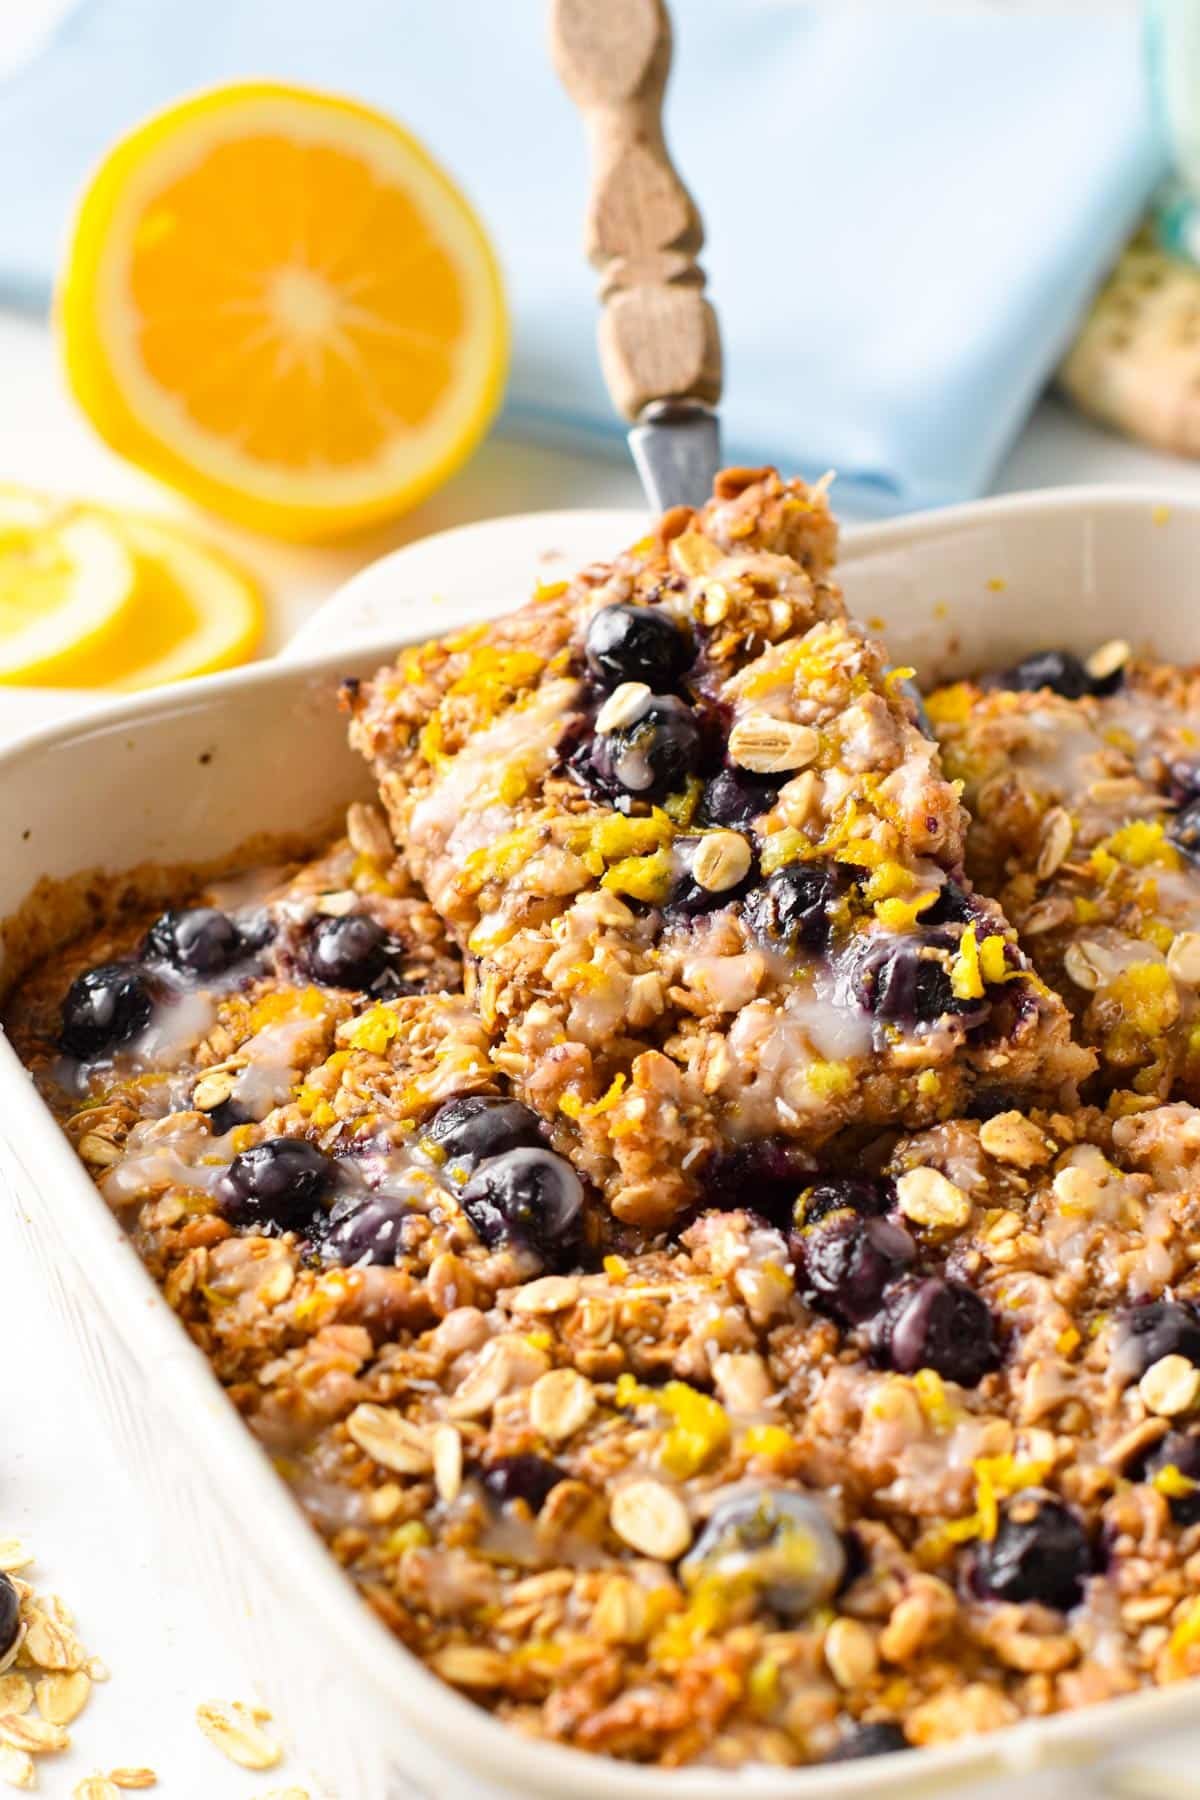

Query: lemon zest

[347,1005,401,1054]
[601,848,674,905]
[615,1374,730,1478]
[951,924,984,1000]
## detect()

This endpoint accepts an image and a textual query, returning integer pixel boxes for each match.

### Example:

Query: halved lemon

[57,83,508,541]
[0,485,262,689]
[0,491,137,685]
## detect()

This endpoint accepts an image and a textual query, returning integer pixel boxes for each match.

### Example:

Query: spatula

[549,0,723,512]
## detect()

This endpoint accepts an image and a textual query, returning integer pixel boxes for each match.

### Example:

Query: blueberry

[584,603,694,690]
[993,650,1097,701]
[975,1491,1091,1611]
[481,1454,566,1513]
[873,1277,1000,1388]
[793,1213,916,1325]
[921,881,975,927]
[425,1095,543,1168]
[702,1138,815,1224]
[699,768,783,833]
[206,1097,250,1137]
[0,1575,18,1660]
[1135,1431,1200,1524]
[743,865,843,955]
[1168,799,1200,865]
[60,963,154,1059]
[681,1488,846,1617]
[1167,760,1200,806]
[583,696,703,801]
[319,1191,411,1266]
[797,1176,894,1228]
[219,1137,335,1233]
[1114,1300,1200,1385]
[143,907,244,976]
[459,1148,584,1268]
[826,1722,909,1762]
[848,933,976,1025]
[303,914,390,988]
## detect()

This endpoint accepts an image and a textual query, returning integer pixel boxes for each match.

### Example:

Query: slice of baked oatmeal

[929,647,1200,1100]
[346,468,1091,1228]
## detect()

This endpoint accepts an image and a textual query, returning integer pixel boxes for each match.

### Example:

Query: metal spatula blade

[628,399,722,514]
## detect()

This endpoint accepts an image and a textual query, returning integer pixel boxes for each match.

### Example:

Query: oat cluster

[0,1537,137,1794]
[12,473,1200,1773]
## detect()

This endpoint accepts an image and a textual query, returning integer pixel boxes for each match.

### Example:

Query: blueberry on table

[992,649,1098,701]
[142,907,244,976]
[797,1176,894,1227]
[0,1573,19,1659]
[794,1213,915,1326]
[302,913,389,989]
[424,1095,543,1167]
[975,1491,1091,1611]
[698,767,783,833]
[219,1137,335,1233]
[681,1488,847,1619]
[825,1722,909,1762]
[60,963,154,1059]
[319,1191,411,1266]
[586,696,703,801]
[482,1454,566,1513]
[584,603,694,691]
[459,1148,584,1268]
[1135,1431,1200,1525]
[1114,1300,1200,1384]
[743,865,842,955]
[873,1276,1000,1388]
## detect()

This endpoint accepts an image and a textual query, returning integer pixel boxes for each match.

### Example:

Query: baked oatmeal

[346,468,1089,1229]
[930,645,1200,1101]
[12,874,1200,1767]
[14,486,1200,1776]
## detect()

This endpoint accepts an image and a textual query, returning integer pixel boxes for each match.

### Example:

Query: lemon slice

[82,513,263,690]
[0,485,263,690]
[57,82,508,541]
[0,498,137,685]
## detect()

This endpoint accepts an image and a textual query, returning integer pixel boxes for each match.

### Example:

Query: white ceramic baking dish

[3,486,1200,1800]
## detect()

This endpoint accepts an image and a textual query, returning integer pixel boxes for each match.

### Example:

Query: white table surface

[5,307,1200,1799]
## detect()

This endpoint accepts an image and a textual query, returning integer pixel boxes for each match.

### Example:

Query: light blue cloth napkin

[0,1,1165,515]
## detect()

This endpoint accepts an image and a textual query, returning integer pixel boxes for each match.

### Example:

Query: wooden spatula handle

[550,0,722,420]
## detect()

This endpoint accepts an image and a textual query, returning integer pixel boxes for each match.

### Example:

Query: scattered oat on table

[195,1699,282,1771]
[0,1745,33,1791]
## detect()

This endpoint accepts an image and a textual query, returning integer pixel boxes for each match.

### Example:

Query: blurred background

[0,0,1197,714]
